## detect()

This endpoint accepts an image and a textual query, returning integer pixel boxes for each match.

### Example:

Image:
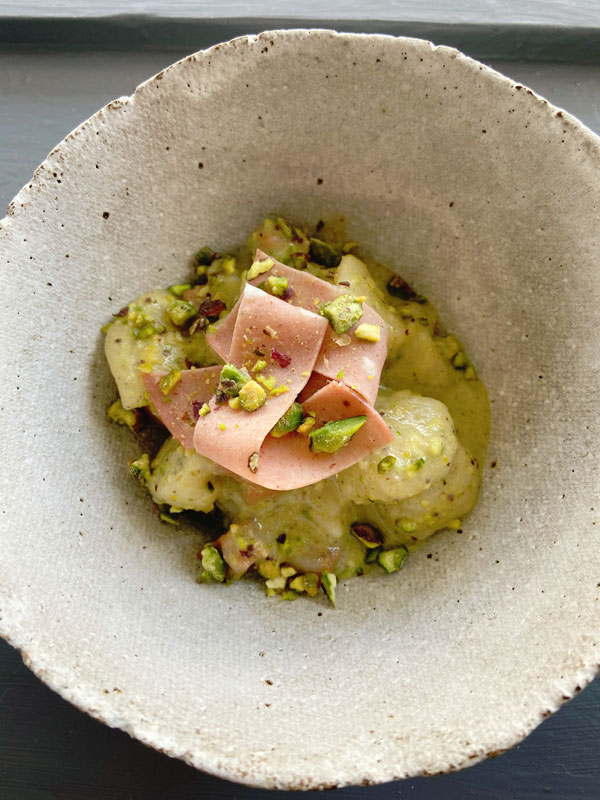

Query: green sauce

[105,217,490,602]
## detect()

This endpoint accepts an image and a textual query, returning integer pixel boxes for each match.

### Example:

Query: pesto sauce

[368,259,490,469]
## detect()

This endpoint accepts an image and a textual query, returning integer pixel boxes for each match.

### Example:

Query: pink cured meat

[206,300,239,361]
[193,284,330,481]
[256,381,393,489]
[197,379,393,490]
[143,366,222,450]
[207,250,387,404]
[296,372,331,403]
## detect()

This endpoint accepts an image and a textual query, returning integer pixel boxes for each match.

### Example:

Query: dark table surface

[1,45,599,800]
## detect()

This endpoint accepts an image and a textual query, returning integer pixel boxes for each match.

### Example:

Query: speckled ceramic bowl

[1,30,599,790]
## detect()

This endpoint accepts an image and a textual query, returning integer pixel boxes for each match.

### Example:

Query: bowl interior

[0,30,599,789]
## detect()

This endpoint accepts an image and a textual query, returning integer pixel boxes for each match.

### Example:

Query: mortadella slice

[207,250,388,404]
[206,298,240,361]
[143,366,222,449]
[296,372,331,403]
[252,251,388,405]
[193,284,329,478]
[197,379,393,490]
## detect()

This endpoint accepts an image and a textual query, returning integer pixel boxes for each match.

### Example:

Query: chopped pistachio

[130,307,158,333]
[257,374,276,392]
[365,546,382,564]
[266,275,288,297]
[107,399,138,431]
[251,359,267,373]
[377,546,408,573]
[248,218,310,268]
[452,351,467,370]
[228,396,241,410]
[198,403,211,417]
[289,573,320,596]
[159,369,181,396]
[239,379,267,411]
[269,385,289,397]
[222,255,237,274]
[302,572,320,597]
[247,257,274,280]
[167,299,197,327]
[387,275,414,298]
[377,455,396,474]
[276,217,293,238]
[308,416,367,454]
[408,457,425,475]
[281,590,299,601]
[289,574,306,593]
[135,323,154,339]
[265,575,286,591]
[258,561,281,580]
[219,423,226,431]
[464,366,476,381]
[248,452,260,473]
[387,275,427,303]
[342,241,359,253]
[101,321,113,334]
[396,519,417,533]
[168,283,192,297]
[127,307,147,327]
[264,325,278,338]
[219,363,251,393]
[296,416,316,435]
[354,323,381,342]
[207,260,223,276]
[134,321,165,339]
[437,335,460,360]
[129,453,150,486]
[322,572,337,607]
[194,245,216,266]
[270,348,291,368]
[351,522,384,549]
[271,402,304,438]
[201,545,227,582]
[280,565,297,579]
[159,507,179,525]
[320,294,363,334]
[309,237,342,268]
[447,518,462,530]
[336,369,345,380]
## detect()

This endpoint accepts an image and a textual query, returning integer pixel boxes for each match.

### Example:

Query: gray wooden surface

[1,46,599,799]
[2,3,600,62]
[2,0,600,26]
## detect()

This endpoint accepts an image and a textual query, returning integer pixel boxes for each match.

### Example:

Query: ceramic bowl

[1,30,599,790]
